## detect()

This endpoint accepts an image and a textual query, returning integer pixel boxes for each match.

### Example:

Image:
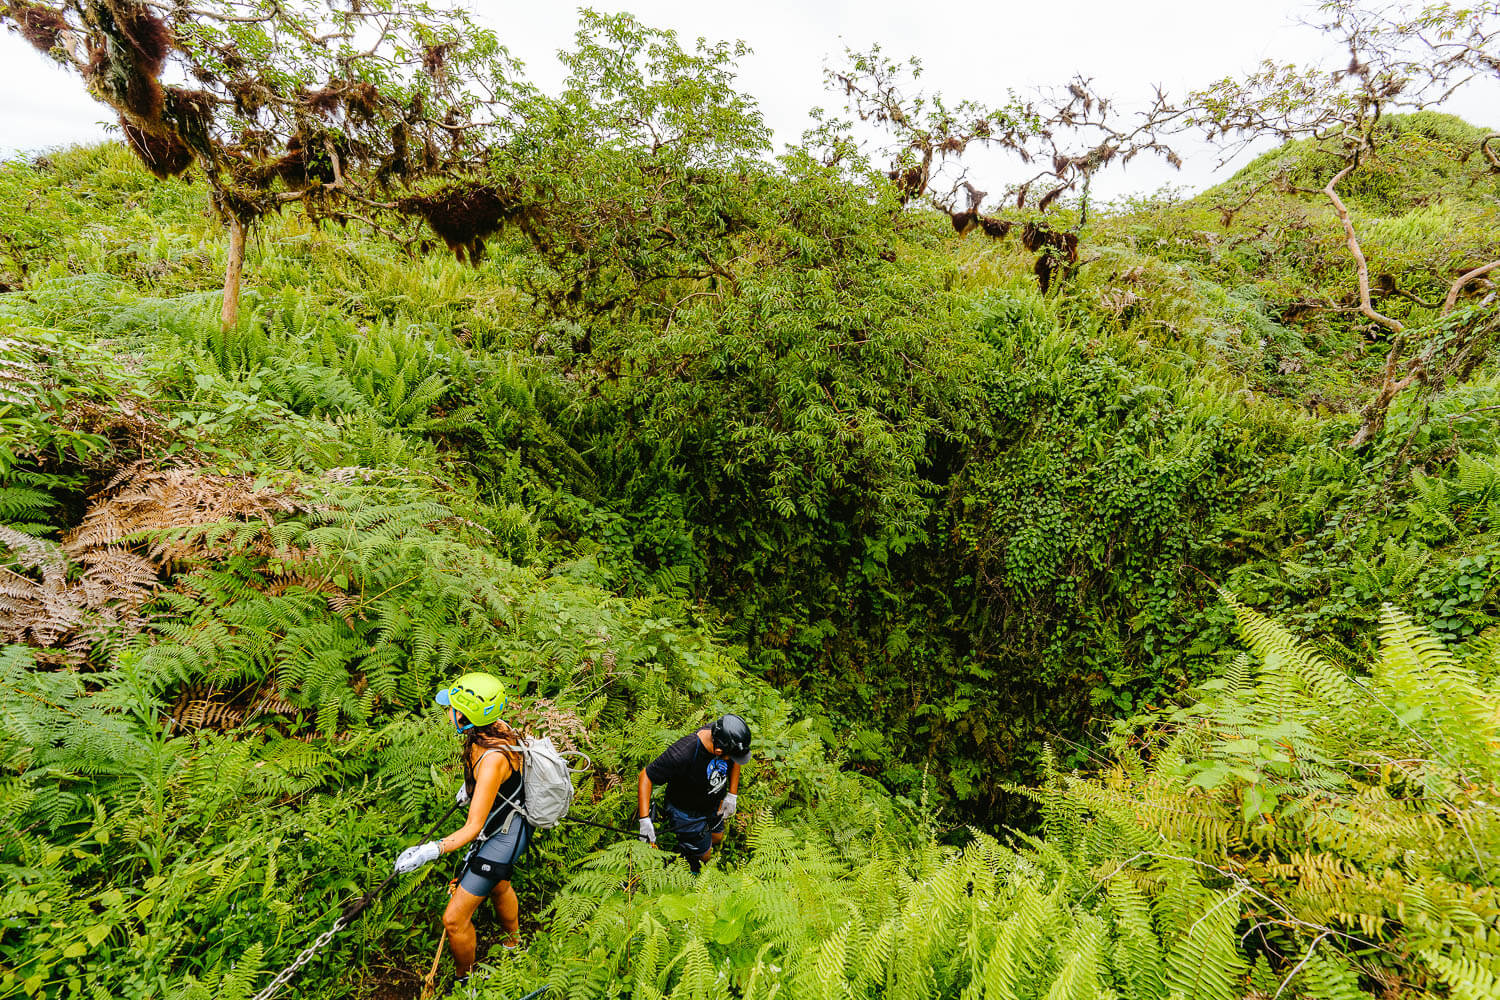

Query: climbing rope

[249,752,647,1000]
[248,804,643,1000]
[563,813,651,838]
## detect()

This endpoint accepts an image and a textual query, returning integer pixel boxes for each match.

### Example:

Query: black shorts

[662,801,724,858]
[457,816,531,896]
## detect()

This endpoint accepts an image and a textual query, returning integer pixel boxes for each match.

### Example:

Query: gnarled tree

[402,11,775,338]
[1188,0,1500,447]
[827,49,1186,293]
[826,46,1030,207]
[1,0,523,327]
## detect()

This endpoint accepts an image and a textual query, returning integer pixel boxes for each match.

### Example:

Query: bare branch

[140,1,274,24]
[1483,135,1500,172]
[1273,931,1333,1000]
[1322,160,1403,334]
[1444,260,1500,315]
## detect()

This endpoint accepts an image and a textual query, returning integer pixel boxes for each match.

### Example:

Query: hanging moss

[373,120,412,188]
[227,75,273,118]
[302,85,343,117]
[103,0,169,75]
[162,85,213,162]
[979,214,1012,238]
[211,184,275,228]
[1020,223,1079,294]
[420,41,452,81]
[119,116,192,178]
[6,0,69,54]
[82,0,173,126]
[397,183,532,266]
[344,82,380,122]
[250,130,347,189]
[86,40,160,121]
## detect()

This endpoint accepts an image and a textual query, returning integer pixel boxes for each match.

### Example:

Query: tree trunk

[1346,334,1417,449]
[1327,158,1410,448]
[221,214,246,331]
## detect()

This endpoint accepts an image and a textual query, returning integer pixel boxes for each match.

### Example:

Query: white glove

[718,792,738,819]
[394,840,442,875]
[638,816,657,844]
[456,785,470,806]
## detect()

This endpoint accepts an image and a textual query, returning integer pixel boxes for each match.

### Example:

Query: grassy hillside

[0,59,1497,1000]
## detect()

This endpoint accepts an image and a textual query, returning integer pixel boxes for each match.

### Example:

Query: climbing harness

[250,798,463,1000]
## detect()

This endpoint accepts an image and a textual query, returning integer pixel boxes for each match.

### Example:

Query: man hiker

[637,714,752,873]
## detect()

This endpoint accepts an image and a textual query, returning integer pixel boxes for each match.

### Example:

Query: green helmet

[435,672,508,730]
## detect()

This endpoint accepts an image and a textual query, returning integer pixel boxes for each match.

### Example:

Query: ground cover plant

[0,2,1497,998]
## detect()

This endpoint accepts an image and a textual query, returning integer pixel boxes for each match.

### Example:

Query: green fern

[1162,891,1246,1000]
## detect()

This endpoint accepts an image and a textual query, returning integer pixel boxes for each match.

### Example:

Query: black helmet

[710,714,752,765]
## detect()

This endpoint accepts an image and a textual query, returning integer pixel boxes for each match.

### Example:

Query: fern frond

[1162,890,1247,1000]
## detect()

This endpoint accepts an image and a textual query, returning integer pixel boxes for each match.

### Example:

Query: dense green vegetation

[1,6,1498,1000]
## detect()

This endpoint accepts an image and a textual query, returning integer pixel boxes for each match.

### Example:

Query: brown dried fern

[66,466,301,559]
[0,466,303,658]
[510,697,593,752]
[170,681,306,732]
[0,526,97,648]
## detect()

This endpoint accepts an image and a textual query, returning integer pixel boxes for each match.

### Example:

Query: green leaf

[657,894,695,921]
[1189,763,1230,789]
[1242,782,1275,822]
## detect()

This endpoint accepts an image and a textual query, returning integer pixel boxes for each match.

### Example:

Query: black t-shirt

[645,732,731,817]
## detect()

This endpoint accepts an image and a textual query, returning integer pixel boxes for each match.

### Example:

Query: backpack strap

[473,748,500,769]
[473,746,523,777]
[471,748,524,842]
[496,788,525,837]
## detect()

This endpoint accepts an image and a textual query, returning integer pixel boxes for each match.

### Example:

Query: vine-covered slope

[1,36,1497,1000]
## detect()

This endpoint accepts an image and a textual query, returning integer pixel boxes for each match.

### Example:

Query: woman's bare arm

[439,753,512,853]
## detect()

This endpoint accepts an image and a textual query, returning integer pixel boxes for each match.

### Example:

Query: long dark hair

[460,717,524,796]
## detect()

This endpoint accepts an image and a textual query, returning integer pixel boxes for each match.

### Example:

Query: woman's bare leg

[488,880,520,946]
[442,886,487,976]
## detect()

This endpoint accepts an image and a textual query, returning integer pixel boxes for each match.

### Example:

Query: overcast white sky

[2,0,1496,200]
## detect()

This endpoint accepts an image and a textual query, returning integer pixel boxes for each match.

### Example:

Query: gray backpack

[490,736,590,834]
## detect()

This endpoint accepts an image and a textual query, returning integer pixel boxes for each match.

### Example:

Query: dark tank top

[469,746,524,840]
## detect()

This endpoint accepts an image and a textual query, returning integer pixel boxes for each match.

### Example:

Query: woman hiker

[393,673,530,984]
